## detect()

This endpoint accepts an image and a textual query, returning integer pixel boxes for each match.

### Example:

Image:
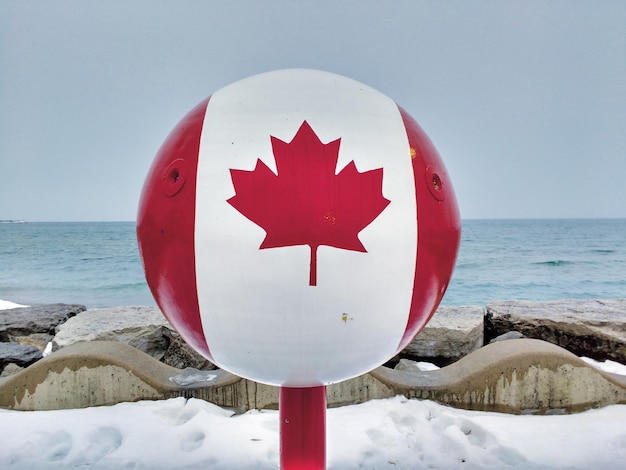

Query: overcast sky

[1,1,625,221]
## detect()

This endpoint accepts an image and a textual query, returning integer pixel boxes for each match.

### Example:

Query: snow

[169,370,218,386]
[2,299,626,468]
[42,341,53,357]
[0,299,27,310]
[414,361,441,372]
[0,396,625,469]
[581,356,626,376]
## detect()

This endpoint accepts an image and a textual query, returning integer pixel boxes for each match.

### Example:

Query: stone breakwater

[485,299,626,364]
[1,300,626,414]
[403,299,626,367]
[0,304,86,375]
[1,299,625,378]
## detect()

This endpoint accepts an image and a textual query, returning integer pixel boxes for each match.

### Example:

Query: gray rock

[51,306,171,360]
[394,358,441,372]
[0,363,24,378]
[161,328,216,370]
[8,333,54,352]
[0,342,42,370]
[490,331,526,343]
[0,304,85,340]
[394,358,420,371]
[401,305,484,365]
[485,299,626,363]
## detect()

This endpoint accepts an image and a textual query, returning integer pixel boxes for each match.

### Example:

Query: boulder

[161,328,216,370]
[394,358,440,372]
[485,299,626,363]
[7,333,54,352]
[490,331,525,343]
[51,306,171,360]
[394,358,419,371]
[0,363,24,378]
[0,342,42,370]
[0,304,85,341]
[401,305,484,365]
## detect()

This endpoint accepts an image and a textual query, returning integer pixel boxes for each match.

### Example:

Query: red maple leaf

[227,121,390,286]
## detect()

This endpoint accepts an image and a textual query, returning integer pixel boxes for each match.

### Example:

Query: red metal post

[279,385,327,470]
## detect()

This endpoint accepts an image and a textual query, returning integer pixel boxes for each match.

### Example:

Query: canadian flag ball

[137,69,460,387]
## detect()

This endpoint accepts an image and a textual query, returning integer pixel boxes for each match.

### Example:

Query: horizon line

[5,216,626,224]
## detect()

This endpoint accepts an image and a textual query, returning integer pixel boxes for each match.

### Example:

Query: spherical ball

[137,69,460,387]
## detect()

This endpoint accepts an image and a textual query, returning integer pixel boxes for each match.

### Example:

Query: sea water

[0,219,625,308]
[443,218,626,305]
[0,222,152,308]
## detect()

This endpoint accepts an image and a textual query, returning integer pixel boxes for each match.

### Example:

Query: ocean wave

[98,282,149,291]
[532,260,574,266]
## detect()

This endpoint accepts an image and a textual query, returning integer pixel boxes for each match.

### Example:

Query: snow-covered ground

[0,395,625,469]
[2,300,626,468]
